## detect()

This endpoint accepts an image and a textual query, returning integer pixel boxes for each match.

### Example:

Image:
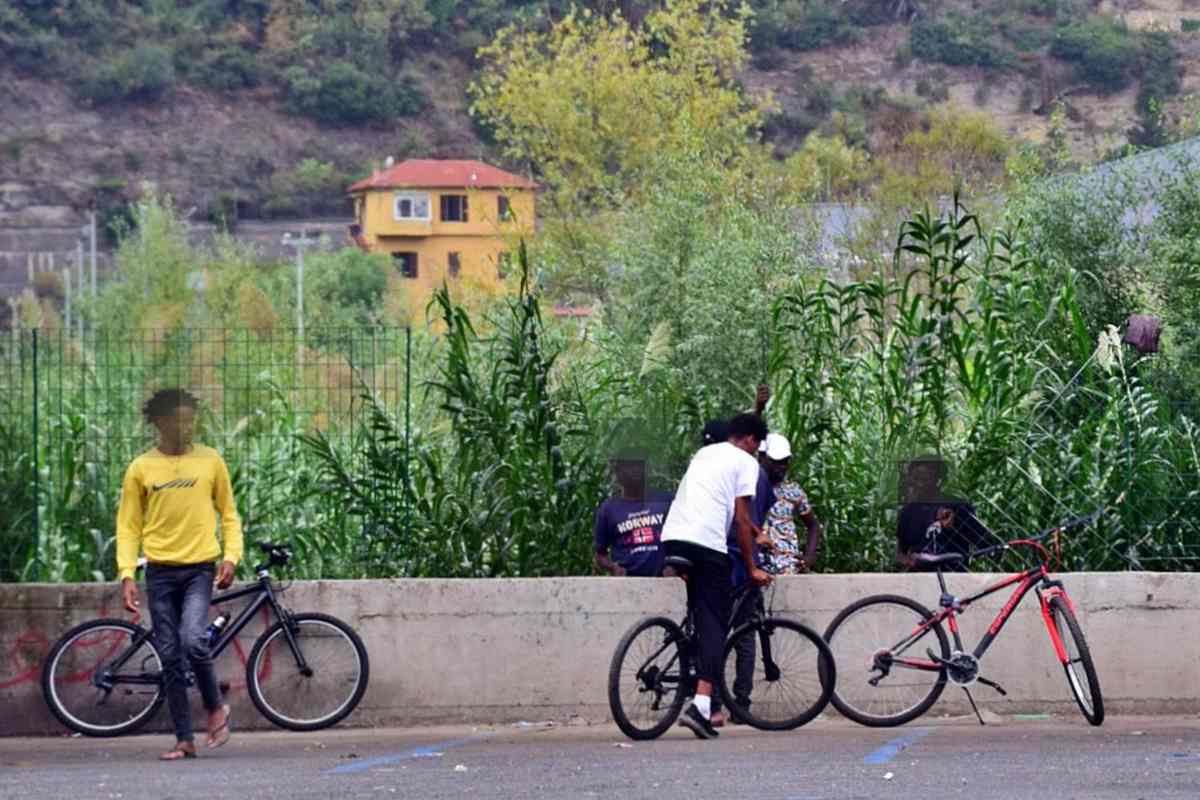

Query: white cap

[759,432,792,460]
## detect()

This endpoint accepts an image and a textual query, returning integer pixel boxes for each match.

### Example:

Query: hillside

[2,0,1198,236]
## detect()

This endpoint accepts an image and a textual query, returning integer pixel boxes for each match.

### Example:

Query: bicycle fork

[1037,581,1073,665]
[758,625,781,682]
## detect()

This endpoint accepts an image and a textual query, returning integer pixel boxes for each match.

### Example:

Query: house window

[392,252,418,279]
[497,251,512,280]
[440,194,469,222]
[497,195,512,222]
[393,192,430,221]
[448,252,461,278]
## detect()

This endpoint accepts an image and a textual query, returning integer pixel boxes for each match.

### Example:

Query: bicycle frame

[885,562,1076,674]
[98,572,307,692]
[632,581,765,697]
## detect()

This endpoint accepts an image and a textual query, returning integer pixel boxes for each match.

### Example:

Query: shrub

[1016,0,1060,17]
[751,47,787,71]
[911,16,1008,70]
[1136,30,1181,113]
[806,82,836,115]
[32,271,64,301]
[779,2,859,51]
[78,45,176,105]
[193,46,263,91]
[763,109,823,142]
[2,29,66,76]
[845,0,894,26]
[999,17,1049,52]
[1050,20,1137,93]
[208,193,239,232]
[283,62,427,125]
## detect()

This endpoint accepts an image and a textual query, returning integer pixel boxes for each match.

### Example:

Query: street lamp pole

[282,232,318,362]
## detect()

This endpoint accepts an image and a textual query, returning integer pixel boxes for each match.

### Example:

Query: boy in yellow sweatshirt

[117,388,243,761]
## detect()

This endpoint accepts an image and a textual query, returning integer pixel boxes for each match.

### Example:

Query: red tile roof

[348,159,536,193]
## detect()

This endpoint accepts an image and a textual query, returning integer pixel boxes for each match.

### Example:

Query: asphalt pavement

[1,713,1197,800]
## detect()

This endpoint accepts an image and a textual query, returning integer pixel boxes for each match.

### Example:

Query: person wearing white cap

[758,432,822,575]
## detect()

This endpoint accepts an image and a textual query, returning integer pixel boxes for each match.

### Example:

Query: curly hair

[142,388,199,424]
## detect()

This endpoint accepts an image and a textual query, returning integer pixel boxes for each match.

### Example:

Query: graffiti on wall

[1,597,274,694]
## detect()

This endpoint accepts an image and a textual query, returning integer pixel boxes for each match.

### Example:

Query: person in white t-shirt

[661,413,771,740]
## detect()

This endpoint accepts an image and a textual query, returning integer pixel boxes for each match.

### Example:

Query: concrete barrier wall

[2,573,1197,736]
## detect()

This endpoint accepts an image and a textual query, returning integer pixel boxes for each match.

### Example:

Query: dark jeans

[146,563,222,742]
[663,540,731,685]
[713,585,762,716]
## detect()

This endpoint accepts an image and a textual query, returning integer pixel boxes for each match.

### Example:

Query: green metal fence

[0,327,412,582]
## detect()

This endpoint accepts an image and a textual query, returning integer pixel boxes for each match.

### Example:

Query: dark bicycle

[608,554,836,740]
[823,507,1109,728]
[41,542,370,737]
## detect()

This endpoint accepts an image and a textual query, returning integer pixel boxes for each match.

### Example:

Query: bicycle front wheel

[608,616,690,740]
[1048,596,1103,726]
[720,617,835,731]
[823,595,949,727]
[41,619,164,737]
[246,612,370,731]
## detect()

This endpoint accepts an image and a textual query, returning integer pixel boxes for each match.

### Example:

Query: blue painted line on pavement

[863,727,933,765]
[327,734,489,775]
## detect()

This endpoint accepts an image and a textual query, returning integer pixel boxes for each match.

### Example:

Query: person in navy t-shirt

[594,457,672,577]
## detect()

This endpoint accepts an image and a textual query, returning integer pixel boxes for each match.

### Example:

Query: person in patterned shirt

[759,433,823,574]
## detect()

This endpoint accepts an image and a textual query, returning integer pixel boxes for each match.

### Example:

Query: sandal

[206,705,232,749]
[160,746,196,761]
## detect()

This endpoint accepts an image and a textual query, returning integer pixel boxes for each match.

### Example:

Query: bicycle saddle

[914,552,965,567]
[662,555,693,574]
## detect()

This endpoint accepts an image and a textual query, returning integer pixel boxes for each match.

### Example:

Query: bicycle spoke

[609,618,688,739]
[723,620,830,729]
[826,597,948,726]
[44,623,162,735]
[251,619,364,727]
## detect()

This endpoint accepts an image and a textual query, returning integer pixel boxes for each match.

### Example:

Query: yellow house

[347,159,536,298]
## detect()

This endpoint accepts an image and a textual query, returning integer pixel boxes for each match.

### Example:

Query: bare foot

[160,741,196,761]
[206,704,232,749]
[710,710,726,728]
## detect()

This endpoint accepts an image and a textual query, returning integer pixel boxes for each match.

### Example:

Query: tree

[782,133,872,201]
[469,0,766,297]
[876,106,1011,207]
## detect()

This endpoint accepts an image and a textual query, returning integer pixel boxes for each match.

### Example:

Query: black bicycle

[41,542,370,737]
[608,554,836,740]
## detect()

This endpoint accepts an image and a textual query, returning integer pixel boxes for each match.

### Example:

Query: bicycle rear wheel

[246,612,369,731]
[41,619,164,737]
[1047,596,1104,726]
[823,595,949,727]
[608,616,690,740]
[720,617,835,731]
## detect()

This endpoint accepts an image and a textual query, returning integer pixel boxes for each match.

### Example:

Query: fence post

[31,328,39,581]
[404,325,411,544]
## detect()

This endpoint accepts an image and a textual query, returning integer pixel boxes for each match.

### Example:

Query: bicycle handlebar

[253,541,292,571]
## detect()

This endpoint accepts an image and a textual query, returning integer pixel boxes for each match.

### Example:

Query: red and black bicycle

[822,504,1116,728]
